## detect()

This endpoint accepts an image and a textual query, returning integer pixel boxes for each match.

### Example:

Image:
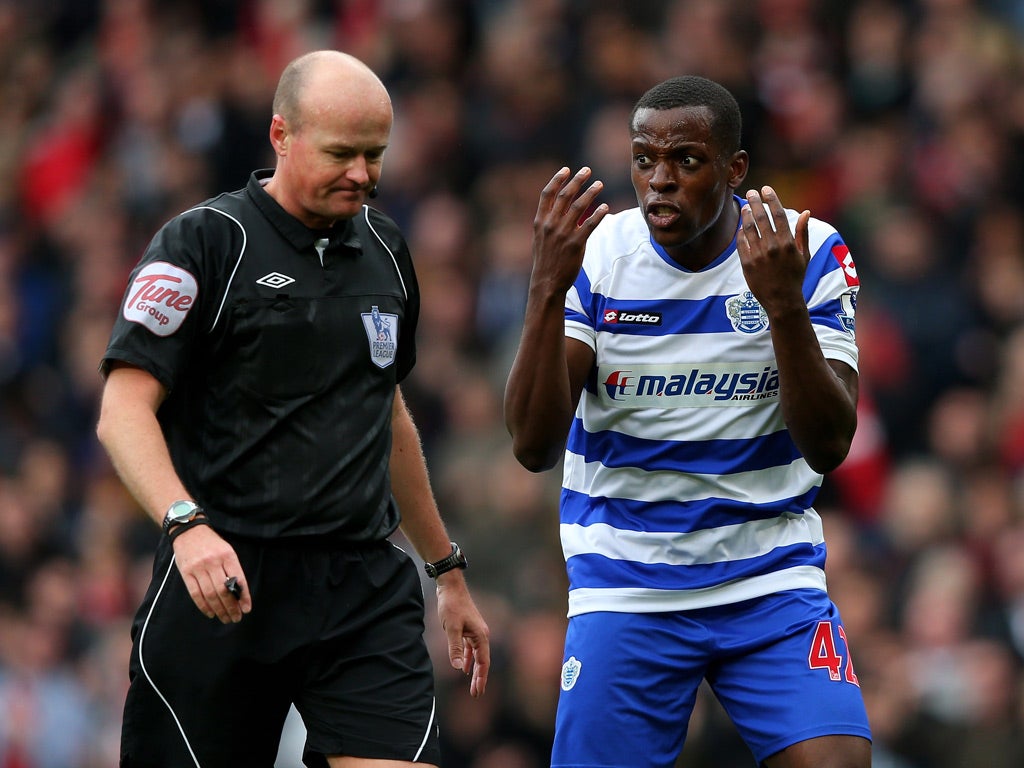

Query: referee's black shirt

[102,170,419,542]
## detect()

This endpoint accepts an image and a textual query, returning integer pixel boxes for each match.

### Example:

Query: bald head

[273,50,392,132]
[264,50,394,228]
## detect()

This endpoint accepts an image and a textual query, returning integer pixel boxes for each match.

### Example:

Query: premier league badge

[361,305,398,368]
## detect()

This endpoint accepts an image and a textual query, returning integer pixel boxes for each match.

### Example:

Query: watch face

[168,500,199,522]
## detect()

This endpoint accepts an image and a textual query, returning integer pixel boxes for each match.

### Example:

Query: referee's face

[270,71,393,229]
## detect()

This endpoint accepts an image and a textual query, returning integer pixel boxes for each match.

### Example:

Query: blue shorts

[552,589,871,767]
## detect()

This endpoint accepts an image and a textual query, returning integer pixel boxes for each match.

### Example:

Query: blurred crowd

[0,0,1022,766]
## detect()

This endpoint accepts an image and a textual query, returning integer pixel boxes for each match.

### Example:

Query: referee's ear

[270,114,290,156]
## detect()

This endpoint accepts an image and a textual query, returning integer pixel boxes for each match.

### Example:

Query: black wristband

[424,541,468,578]
[167,516,211,541]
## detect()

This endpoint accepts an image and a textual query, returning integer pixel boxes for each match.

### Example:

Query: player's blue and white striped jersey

[561,197,860,617]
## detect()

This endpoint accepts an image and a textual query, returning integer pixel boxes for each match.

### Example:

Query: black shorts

[120,533,440,767]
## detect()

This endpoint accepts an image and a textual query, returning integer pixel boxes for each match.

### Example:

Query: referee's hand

[172,525,252,623]
[436,573,490,697]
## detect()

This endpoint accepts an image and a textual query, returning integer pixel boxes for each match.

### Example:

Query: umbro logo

[256,272,295,289]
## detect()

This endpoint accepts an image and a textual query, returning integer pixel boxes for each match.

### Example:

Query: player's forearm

[770,308,858,473]
[503,291,576,472]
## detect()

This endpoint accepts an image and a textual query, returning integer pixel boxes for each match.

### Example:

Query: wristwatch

[162,499,204,535]
[424,542,468,579]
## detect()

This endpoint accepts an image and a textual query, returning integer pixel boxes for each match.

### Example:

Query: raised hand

[531,166,608,292]
[737,185,811,318]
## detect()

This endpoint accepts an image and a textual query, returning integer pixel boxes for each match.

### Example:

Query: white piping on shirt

[190,206,405,336]
[187,206,246,333]
[363,205,408,300]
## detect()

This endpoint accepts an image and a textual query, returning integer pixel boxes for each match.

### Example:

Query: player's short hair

[630,76,742,155]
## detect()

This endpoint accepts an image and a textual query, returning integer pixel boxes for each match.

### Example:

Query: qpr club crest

[561,655,582,691]
[361,305,398,368]
[725,291,769,334]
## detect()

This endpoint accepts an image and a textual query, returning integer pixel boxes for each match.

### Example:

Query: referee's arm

[96,362,250,623]
[389,386,490,698]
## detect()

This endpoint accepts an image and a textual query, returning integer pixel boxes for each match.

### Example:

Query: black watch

[162,499,203,534]
[424,542,468,579]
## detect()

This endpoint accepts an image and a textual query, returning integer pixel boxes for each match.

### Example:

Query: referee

[96,50,490,768]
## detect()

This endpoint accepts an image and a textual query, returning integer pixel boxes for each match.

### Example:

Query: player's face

[630,106,746,268]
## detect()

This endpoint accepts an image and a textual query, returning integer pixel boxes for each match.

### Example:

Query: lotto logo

[603,309,662,325]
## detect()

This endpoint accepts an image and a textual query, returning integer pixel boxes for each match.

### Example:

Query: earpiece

[368,187,378,199]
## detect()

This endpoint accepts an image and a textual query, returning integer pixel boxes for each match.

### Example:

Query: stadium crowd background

[0,0,1023,766]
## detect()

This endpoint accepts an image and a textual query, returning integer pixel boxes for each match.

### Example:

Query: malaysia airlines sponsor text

[600,362,780,407]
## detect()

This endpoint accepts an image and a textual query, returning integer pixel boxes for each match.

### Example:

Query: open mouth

[647,204,679,228]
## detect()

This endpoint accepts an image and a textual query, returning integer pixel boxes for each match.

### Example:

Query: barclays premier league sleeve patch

[122,261,198,337]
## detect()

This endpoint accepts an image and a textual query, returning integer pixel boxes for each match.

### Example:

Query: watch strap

[424,542,467,578]
[167,516,211,541]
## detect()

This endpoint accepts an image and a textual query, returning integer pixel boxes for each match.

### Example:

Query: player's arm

[96,362,251,622]
[768,321,858,473]
[505,327,593,472]
[738,186,858,473]
[390,386,490,698]
[504,166,607,472]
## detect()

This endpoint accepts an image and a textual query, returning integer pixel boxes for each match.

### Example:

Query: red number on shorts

[838,625,860,686]
[808,621,842,680]
[807,621,859,685]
